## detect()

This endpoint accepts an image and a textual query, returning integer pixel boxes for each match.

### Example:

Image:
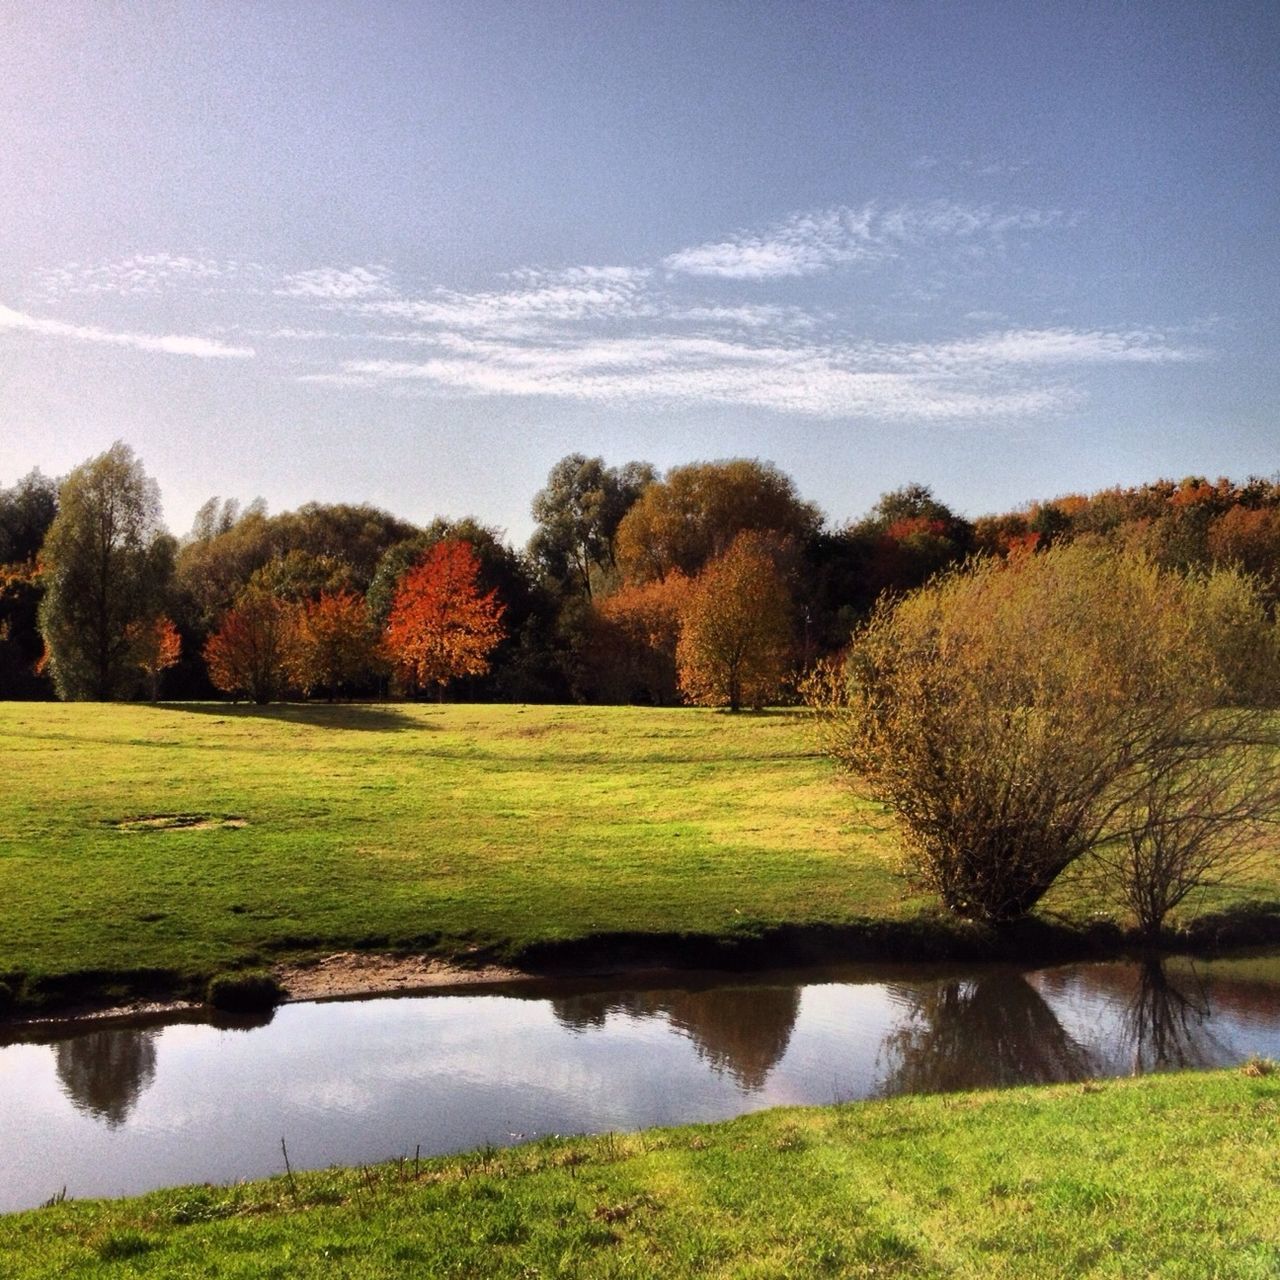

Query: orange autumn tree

[384,541,505,698]
[205,587,298,704]
[588,572,692,704]
[126,614,182,701]
[289,590,380,699]
[676,531,792,712]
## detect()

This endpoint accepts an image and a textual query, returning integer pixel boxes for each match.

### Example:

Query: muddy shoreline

[6,900,1280,1033]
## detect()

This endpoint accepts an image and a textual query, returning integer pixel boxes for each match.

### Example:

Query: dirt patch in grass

[112,814,247,832]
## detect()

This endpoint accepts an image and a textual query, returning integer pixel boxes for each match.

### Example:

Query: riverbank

[4,702,1279,1020]
[1,1067,1275,1276]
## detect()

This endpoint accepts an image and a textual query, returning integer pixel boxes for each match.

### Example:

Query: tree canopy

[384,541,506,696]
[614,459,821,585]
[37,444,174,700]
[676,531,792,712]
[529,454,654,598]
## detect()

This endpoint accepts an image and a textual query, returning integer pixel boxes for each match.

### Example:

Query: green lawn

[0,702,912,993]
[1,701,1276,1007]
[2,1068,1277,1277]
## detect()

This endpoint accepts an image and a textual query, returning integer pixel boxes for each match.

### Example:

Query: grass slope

[1,1069,1277,1277]
[2,702,1276,1005]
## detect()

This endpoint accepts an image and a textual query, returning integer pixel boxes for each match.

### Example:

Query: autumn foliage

[204,588,298,704]
[808,543,1280,924]
[289,590,380,698]
[126,614,182,700]
[384,541,505,695]
[676,532,791,712]
[587,572,692,704]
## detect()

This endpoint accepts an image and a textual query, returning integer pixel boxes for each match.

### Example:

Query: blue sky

[2,1,1276,543]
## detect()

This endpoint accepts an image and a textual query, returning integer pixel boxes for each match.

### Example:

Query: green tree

[0,470,59,698]
[529,454,655,599]
[38,444,174,700]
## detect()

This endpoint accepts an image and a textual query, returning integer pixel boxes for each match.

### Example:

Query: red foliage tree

[586,572,692,703]
[384,541,505,697]
[204,588,297,704]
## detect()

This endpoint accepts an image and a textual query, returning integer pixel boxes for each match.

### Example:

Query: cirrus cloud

[0,302,255,358]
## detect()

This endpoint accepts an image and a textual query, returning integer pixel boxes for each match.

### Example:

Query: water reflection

[54,1027,158,1127]
[551,984,801,1088]
[879,971,1097,1095]
[4,954,1280,1212]
[1121,960,1223,1073]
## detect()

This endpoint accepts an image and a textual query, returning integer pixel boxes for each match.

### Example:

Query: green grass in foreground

[3,702,1278,1000]
[2,1069,1277,1277]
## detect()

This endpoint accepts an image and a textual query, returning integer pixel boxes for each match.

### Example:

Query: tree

[126,615,182,701]
[1086,567,1280,941]
[853,484,973,601]
[676,532,791,711]
[584,572,692,704]
[0,469,58,563]
[38,443,174,700]
[614,459,820,585]
[807,543,1280,924]
[369,518,557,700]
[204,588,298,704]
[529,454,655,599]
[175,499,412,631]
[384,541,505,697]
[289,590,380,699]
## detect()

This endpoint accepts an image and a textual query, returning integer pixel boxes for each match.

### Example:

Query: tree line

[2,442,1280,708]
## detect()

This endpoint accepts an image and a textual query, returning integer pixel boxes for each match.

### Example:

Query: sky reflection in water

[3,955,1279,1212]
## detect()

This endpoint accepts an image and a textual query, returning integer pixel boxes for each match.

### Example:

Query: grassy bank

[1,1069,1276,1276]
[2,702,1277,1013]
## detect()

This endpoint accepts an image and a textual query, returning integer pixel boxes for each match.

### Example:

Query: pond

[3,953,1280,1213]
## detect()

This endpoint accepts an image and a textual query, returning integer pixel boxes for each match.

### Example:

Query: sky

[1,1,1277,544]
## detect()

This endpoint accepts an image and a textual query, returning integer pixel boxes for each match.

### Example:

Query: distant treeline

[2,447,1278,704]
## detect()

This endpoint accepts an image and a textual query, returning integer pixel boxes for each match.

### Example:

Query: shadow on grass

[157,702,425,733]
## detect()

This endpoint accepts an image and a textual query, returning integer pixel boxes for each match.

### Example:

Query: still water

[3,954,1280,1212]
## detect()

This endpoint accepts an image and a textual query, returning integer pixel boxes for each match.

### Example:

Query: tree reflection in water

[1120,959,1223,1074]
[877,970,1097,1097]
[551,984,801,1089]
[54,1027,158,1127]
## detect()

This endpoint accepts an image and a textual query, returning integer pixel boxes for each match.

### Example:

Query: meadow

[1,702,1276,1010]
[1,1068,1276,1277]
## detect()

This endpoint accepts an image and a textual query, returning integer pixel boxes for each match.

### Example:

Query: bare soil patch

[113,814,247,831]
[273,952,523,1002]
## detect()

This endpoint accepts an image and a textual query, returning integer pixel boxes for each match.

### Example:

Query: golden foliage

[676,531,791,711]
[808,542,1280,924]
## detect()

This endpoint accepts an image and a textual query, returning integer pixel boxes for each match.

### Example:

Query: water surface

[3,954,1279,1213]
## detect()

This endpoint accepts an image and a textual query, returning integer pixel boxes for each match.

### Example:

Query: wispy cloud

[663,201,1068,280]
[19,209,1190,423]
[276,265,393,300]
[0,303,255,358]
[32,254,252,298]
[298,323,1187,420]
[861,327,1198,372]
[354,265,651,334]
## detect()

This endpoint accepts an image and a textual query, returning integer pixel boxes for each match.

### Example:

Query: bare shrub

[808,543,1280,925]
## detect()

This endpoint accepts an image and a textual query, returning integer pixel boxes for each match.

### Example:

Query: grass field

[1,1067,1276,1277]
[2,702,1277,1008]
